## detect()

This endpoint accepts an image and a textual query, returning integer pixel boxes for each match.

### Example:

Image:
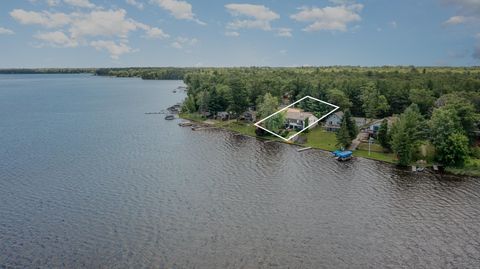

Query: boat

[332,150,343,157]
[334,150,353,161]
[178,122,193,127]
[164,115,174,120]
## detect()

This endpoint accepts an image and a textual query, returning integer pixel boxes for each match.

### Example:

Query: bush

[255,127,267,136]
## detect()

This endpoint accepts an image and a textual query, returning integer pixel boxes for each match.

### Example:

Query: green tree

[196,90,210,114]
[227,77,249,117]
[377,119,390,149]
[257,93,285,132]
[409,88,434,115]
[265,112,285,132]
[336,119,351,149]
[430,108,469,166]
[304,117,310,133]
[442,133,470,167]
[327,88,352,110]
[391,104,424,166]
[182,95,197,113]
[361,82,389,119]
[257,93,279,119]
[343,110,358,140]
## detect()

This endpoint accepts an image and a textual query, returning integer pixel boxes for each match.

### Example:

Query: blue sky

[0,0,479,67]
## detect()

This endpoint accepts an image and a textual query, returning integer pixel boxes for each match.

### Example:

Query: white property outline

[254,95,339,142]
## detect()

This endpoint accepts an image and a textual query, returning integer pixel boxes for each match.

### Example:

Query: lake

[0,74,479,268]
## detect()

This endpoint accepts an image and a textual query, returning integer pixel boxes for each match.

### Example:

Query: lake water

[1,74,479,268]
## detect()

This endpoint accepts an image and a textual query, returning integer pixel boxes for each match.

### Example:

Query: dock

[297,147,312,152]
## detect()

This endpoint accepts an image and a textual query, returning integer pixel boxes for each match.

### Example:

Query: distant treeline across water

[2,66,480,82]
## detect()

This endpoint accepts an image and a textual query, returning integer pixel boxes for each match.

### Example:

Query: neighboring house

[200,111,212,118]
[239,107,256,122]
[216,111,230,121]
[368,117,398,135]
[285,108,318,131]
[352,117,369,128]
[325,112,379,132]
[242,111,256,122]
[324,111,344,132]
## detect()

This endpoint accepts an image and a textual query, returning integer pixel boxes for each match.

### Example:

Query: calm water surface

[0,74,479,268]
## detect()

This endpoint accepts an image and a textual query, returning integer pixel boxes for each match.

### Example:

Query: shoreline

[179,113,395,164]
[179,113,480,177]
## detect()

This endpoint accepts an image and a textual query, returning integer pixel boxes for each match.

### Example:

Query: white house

[285,108,318,131]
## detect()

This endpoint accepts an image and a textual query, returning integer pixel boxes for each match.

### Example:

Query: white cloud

[63,0,95,8]
[11,8,169,59]
[69,9,138,39]
[35,31,78,47]
[225,3,279,31]
[225,3,279,21]
[145,27,169,39]
[442,0,480,61]
[0,27,14,35]
[10,9,71,28]
[170,36,197,49]
[151,0,205,25]
[443,15,476,25]
[126,0,144,9]
[276,27,292,37]
[290,3,363,32]
[225,31,239,37]
[390,21,397,28]
[135,22,169,39]
[90,40,132,59]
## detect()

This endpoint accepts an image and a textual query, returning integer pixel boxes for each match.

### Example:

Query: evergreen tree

[343,110,358,140]
[377,119,390,149]
[227,77,248,117]
[336,117,352,149]
[303,117,310,133]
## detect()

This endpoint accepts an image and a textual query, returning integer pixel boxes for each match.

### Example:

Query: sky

[0,0,479,67]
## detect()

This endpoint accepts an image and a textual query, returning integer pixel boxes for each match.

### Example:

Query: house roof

[369,116,398,127]
[326,111,344,119]
[286,108,313,121]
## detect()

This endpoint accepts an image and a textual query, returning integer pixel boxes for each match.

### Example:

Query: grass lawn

[179,112,205,122]
[354,150,397,163]
[216,120,257,137]
[304,128,338,151]
[357,142,384,152]
[446,158,480,177]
